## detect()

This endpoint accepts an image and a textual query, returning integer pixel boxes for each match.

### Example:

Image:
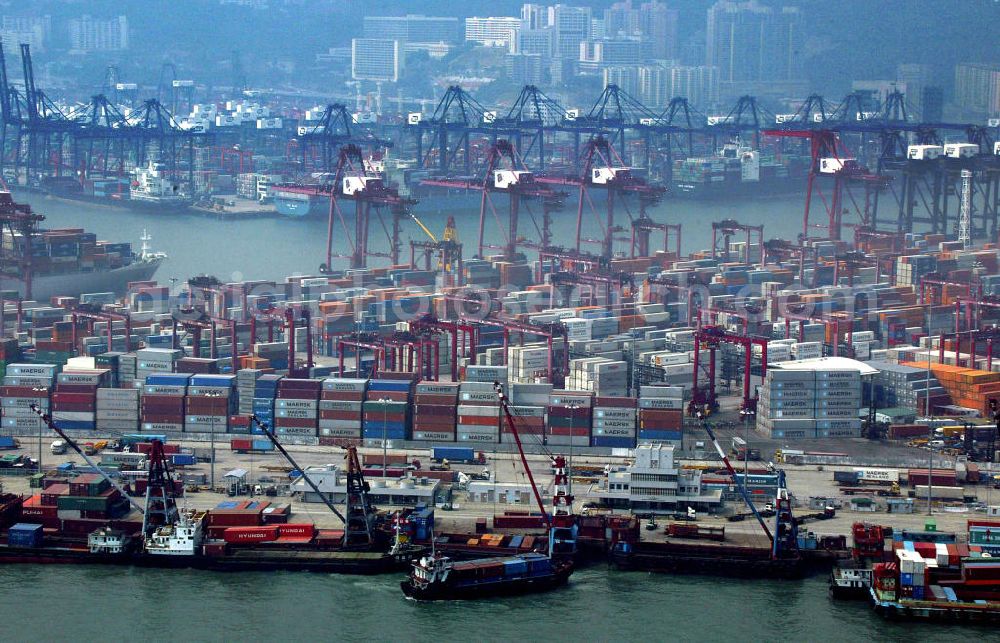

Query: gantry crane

[422,140,566,260]
[537,135,665,261]
[0,191,44,299]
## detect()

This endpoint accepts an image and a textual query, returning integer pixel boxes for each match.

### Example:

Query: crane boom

[408,212,438,243]
[698,416,773,543]
[493,381,552,530]
[29,404,145,515]
[249,414,347,523]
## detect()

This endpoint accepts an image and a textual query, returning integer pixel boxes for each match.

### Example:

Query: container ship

[0,192,165,299]
[34,161,192,213]
[669,142,809,200]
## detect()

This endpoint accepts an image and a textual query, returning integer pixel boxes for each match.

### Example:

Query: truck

[431,446,485,465]
[50,440,67,455]
[0,436,18,450]
[230,439,274,454]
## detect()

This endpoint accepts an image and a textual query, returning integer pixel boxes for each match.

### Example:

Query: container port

[0,4,998,631]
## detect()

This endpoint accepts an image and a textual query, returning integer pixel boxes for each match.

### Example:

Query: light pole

[924,341,933,516]
[33,387,44,472]
[566,401,582,495]
[205,391,222,490]
[739,406,755,481]
[379,397,391,478]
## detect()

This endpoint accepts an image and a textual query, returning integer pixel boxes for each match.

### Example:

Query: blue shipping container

[8,523,43,548]
[367,379,413,392]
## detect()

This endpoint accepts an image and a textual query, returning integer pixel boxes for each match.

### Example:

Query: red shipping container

[51,392,97,404]
[274,417,317,428]
[1,386,48,397]
[223,526,279,544]
[547,426,590,436]
[230,439,253,450]
[457,415,498,427]
[413,394,458,405]
[414,404,456,417]
[208,510,262,527]
[277,389,320,400]
[51,402,96,412]
[277,524,315,539]
[320,391,365,401]
[594,397,637,408]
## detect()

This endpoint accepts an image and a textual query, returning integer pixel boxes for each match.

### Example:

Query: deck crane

[687,407,798,560]
[29,404,145,518]
[494,381,576,556]
[408,215,463,287]
[249,414,377,548]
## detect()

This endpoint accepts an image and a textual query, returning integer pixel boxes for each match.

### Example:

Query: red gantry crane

[422,140,566,260]
[762,128,892,241]
[537,135,666,261]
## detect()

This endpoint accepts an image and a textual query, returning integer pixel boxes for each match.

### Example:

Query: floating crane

[688,406,798,560]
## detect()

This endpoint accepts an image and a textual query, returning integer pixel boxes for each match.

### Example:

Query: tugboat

[401,382,576,600]
[829,566,874,599]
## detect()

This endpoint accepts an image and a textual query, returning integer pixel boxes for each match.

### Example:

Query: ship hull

[400,563,573,601]
[6,259,164,301]
[272,188,482,219]
[872,592,1000,623]
[0,542,424,575]
[611,543,805,579]
[669,176,805,200]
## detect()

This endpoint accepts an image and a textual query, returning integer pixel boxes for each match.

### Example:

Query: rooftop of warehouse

[770,356,879,376]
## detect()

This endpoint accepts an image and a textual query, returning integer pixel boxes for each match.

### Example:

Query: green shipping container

[56,495,110,512]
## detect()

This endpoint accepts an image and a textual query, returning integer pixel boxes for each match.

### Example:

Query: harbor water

[14,191,812,284]
[0,565,990,640]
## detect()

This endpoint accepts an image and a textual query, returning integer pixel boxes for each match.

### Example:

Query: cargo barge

[611,539,805,578]
[866,521,1000,623]
[401,551,573,600]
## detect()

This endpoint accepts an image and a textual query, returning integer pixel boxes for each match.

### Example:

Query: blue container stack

[251,374,282,433]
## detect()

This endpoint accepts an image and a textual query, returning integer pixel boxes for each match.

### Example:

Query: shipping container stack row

[362,378,413,442]
[547,391,592,447]
[1,363,56,434]
[756,368,863,440]
[637,385,685,446]
[319,377,366,440]
[412,382,459,442]
[275,378,322,438]
[20,473,129,534]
